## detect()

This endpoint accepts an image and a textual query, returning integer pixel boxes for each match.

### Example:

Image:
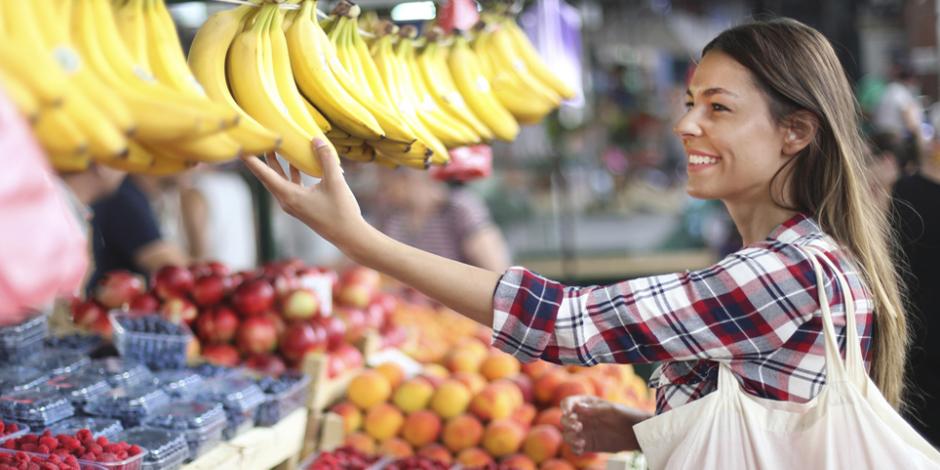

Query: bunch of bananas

[0,0,280,175]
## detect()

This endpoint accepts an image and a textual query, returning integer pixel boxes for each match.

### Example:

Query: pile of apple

[328,338,655,470]
[71,260,404,376]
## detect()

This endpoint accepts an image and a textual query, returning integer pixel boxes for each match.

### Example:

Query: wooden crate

[181,443,241,470]
[316,412,346,453]
[230,408,308,470]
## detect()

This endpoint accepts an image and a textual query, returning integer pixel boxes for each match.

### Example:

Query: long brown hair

[703,18,909,408]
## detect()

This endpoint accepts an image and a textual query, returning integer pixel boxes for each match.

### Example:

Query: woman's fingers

[243,155,295,199]
[289,165,302,185]
[312,138,342,182]
[264,152,288,179]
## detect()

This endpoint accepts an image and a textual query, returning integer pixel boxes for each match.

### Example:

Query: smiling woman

[242,17,936,468]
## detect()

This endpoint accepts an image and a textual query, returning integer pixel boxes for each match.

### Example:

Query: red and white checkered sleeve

[491,244,821,365]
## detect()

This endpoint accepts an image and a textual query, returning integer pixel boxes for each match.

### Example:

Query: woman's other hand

[242,140,366,249]
[561,395,651,454]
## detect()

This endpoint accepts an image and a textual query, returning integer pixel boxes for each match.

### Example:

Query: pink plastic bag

[0,86,89,321]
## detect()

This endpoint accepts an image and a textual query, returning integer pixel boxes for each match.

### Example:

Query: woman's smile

[686,150,722,172]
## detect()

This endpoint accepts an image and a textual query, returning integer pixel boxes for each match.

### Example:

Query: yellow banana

[419,38,494,141]
[188,5,282,156]
[228,3,333,177]
[448,34,519,141]
[337,144,376,163]
[503,18,577,99]
[286,0,384,140]
[48,150,92,173]
[303,99,332,132]
[0,42,64,108]
[0,71,40,123]
[33,108,89,159]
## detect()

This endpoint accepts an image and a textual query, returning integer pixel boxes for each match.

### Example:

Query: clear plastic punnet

[0,314,48,361]
[110,313,192,371]
[44,371,113,408]
[117,427,188,470]
[255,373,311,426]
[0,366,49,395]
[0,386,74,428]
[88,358,154,389]
[83,386,170,428]
[0,420,28,443]
[150,370,203,398]
[44,333,106,354]
[0,448,112,470]
[194,376,265,440]
[143,400,225,461]
[26,349,91,375]
[46,416,124,441]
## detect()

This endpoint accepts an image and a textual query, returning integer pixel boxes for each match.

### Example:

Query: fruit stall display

[1,0,574,176]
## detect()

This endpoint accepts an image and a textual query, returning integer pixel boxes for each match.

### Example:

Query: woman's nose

[673,109,703,138]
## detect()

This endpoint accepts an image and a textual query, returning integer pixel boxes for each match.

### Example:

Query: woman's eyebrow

[685,87,740,98]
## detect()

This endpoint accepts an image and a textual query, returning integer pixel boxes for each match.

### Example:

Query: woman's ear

[782,110,819,156]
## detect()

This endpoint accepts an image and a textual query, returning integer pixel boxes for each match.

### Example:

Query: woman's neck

[724,200,800,246]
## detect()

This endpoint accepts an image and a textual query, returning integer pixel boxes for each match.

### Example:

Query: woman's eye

[711,103,729,112]
[683,101,694,109]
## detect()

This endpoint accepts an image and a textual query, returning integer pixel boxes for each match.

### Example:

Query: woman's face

[674,51,790,202]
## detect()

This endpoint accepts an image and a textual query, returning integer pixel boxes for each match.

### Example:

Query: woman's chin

[685,185,722,200]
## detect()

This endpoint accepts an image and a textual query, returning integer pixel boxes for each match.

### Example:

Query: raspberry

[4,441,15,449]
[74,431,91,443]
[6,424,16,434]
[95,437,108,447]
[86,444,102,455]
[35,446,48,454]
[97,454,117,463]
[38,437,57,451]
[79,453,94,462]
[20,444,37,453]
[128,445,142,456]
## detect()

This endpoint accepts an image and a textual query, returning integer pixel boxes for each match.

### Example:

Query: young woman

[245,18,908,455]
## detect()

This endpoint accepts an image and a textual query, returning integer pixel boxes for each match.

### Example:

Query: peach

[502,453,538,470]
[534,408,563,430]
[511,403,537,429]
[374,362,405,389]
[445,348,485,373]
[430,379,472,419]
[456,447,494,468]
[379,437,413,458]
[348,370,392,410]
[454,337,489,358]
[418,443,453,466]
[480,350,521,381]
[551,379,593,407]
[494,379,525,409]
[521,360,554,379]
[452,371,487,395]
[401,410,442,448]
[392,377,435,413]
[470,382,515,421]
[523,425,562,463]
[423,363,450,379]
[482,419,526,457]
[534,369,569,404]
[540,458,576,470]
[364,403,404,441]
[560,444,605,469]
[442,414,484,452]
[330,401,362,434]
[344,432,376,456]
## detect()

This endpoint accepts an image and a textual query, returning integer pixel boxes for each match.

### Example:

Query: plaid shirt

[491,214,874,413]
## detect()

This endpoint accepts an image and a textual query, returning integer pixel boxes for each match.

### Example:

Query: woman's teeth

[689,155,719,165]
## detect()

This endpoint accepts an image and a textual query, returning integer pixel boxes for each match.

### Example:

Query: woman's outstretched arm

[242,140,501,326]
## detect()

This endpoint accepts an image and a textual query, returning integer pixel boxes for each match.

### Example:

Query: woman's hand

[561,395,651,454]
[242,140,367,251]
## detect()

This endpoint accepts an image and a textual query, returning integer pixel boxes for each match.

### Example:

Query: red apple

[231,279,275,317]
[264,312,286,337]
[72,299,107,328]
[236,316,278,355]
[365,302,386,330]
[334,306,368,343]
[202,344,241,366]
[334,343,364,370]
[334,267,381,308]
[326,353,345,378]
[195,305,240,344]
[281,288,320,320]
[153,265,195,300]
[270,271,299,299]
[192,275,226,307]
[95,270,146,309]
[279,321,326,363]
[319,315,347,351]
[128,293,160,313]
[245,354,287,377]
[160,297,198,324]
[189,262,213,279]
[207,261,230,277]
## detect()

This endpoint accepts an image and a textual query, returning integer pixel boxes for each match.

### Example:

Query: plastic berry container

[44,371,113,408]
[83,386,170,429]
[143,400,225,461]
[0,420,29,444]
[255,373,311,426]
[194,376,265,440]
[0,314,48,362]
[150,370,203,399]
[26,349,91,375]
[110,313,193,371]
[88,358,154,389]
[45,334,106,355]
[0,366,49,395]
[45,417,124,441]
[0,448,107,469]
[0,387,74,428]
[117,427,188,470]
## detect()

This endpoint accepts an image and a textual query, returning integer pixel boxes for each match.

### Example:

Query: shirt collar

[765,212,819,243]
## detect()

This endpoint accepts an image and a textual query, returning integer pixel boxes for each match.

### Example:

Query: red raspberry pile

[2,430,142,464]
[0,451,80,470]
[384,456,450,470]
[0,422,21,438]
[307,446,378,470]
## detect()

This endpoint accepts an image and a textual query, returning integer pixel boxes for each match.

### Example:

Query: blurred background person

[874,57,925,173]
[893,106,940,446]
[867,132,903,210]
[368,167,511,272]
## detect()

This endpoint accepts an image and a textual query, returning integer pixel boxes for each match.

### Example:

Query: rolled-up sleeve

[491,243,823,366]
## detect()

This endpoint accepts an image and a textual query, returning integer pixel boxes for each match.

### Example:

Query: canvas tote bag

[633,246,940,469]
